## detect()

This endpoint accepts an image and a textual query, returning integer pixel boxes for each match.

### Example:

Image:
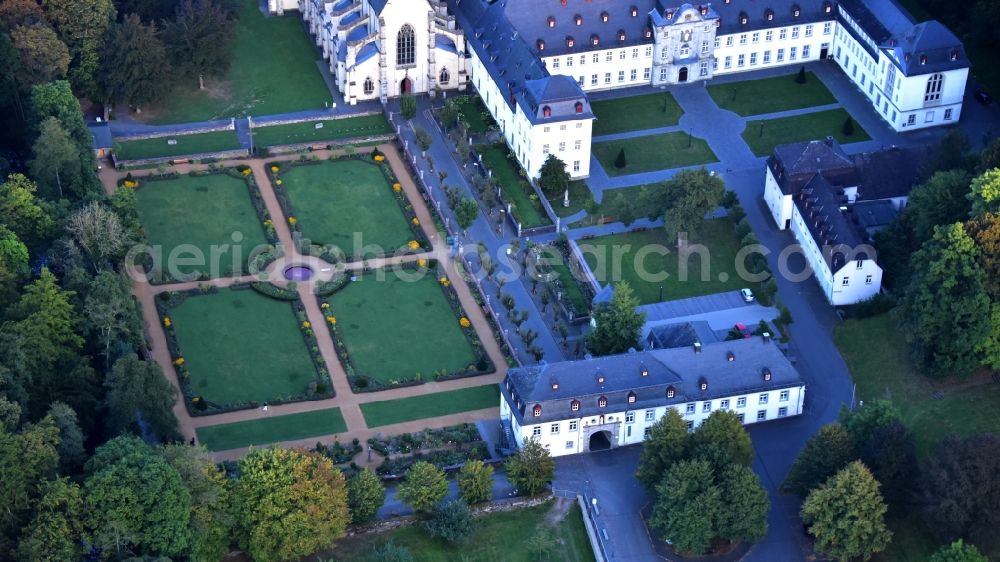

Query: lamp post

[688,128,693,148]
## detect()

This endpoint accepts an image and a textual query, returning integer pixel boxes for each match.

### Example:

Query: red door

[400,77,412,94]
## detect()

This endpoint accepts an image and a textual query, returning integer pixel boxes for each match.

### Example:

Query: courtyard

[167,288,323,407]
[134,172,269,280]
[591,91,683,136]
[273,158,415,257]
[707,71,837,116]
[742,107,870,156]
[578,219,757,305]
[592,131,718,176]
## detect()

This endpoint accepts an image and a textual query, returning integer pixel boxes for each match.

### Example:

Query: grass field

[834,313,1000,561]
[143,0,331,124]
[593,132,718,177]
[579,219,754,304]
[480,145,550,228]
[591,92,683,136]
[327,273,478,384]
[135,173,268,279]
[251,114,392,147]
[277,159,413,256]
[170,288,320,405]
[547,180,594,219]
[196,407,346,451]
[742,108,871,156]
[707,72,837,116]
[326,501,596,561]
[114,131,242,161]
[360,385,500,428]
[454,96,491,134]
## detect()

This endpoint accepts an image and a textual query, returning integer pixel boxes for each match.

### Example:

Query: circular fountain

[283,265,315,281]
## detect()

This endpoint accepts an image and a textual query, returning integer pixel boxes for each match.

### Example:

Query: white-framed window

[550,423,560,434]
[645,46,652,56]
[566,441,574,449]
[737,413,745,423]
[802,45,810,58]
[659,67,668,81]
[363,77,374,95]
[559,124,567,130]
[574,140,581,151]
[713,58,718,70]
[790,46,797,60]
[580,55,586,65]
[644,67,651,80]
[702,41,710,54]
[604,73,611,84]
[572,160,580,172]
[702,401,712,413]
[752,32,760,44]
[630,68,637,81]
[805,24,813,37]
[750,52,757,65]
[763,51,771,64]
[925,73,944,103]
[726,36,734,47]
[944,108,954,120]
[618,70,625,82]
[532,426,542,436]
[865,274,873,285]
[569,420,578,431]
[778,407,788,417]
[856,259,864,269]
[645,409,655,421]
[606,51,613,62]
[823,22,832,35]
[765,30,773,42]
[780,390,790,402]
[737,396,746,408]
[558,142,565,152]
[686,403,696,414]
[757,410,767,421]
[791,26,800,39]
[576,122,582,128]
[739,33,747,45]
[632,47,639,58]
[625,412,635,423]
[397,24,415,65]
[779,28,787,40]
[759,393,769,405]
[542,144,550,154]
[643,427,652,439]
[567,57,573,67]
[591,74,598,86]
[777,48,785,62]
[687,420,695,431]
[738,54,745,67]
[842,277,850,286]
[593,53,600,63]
[720,399,730,410]
[699,61,708,76]
[619,49,626,60]
[724,56,732,69]
[553,59,560,69]
[439,67,450,85]
[714,37,720,48]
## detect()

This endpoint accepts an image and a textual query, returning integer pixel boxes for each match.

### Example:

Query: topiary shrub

[842,116,855,136]
[614,148,627,169]
[795,66,807,84]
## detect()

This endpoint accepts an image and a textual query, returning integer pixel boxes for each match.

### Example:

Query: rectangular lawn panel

[480,145,550,228]
[742,108,870,156]
[114,130,242,161]
[547,180,594,219]
[170,289,320,406]
[196,408,347,451]
[329,274,478,384]
[360,385,501,428]
[579,219,751,304]
[593,132,718,176]
[591,93,683,136]
[707,72,837,116]
[454,96,491,134]
[145,0,331,124]
[278,159,413,256]
[252,114,392,147]
[328,501,596,561]
[135,173,268,279]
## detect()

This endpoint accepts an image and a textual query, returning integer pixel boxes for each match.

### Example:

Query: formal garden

[742,107,870,156]
[196,407,347,451]
[593,131,718,176]
[360,385,501,428]
[707,70,837,116]
[367,423,491,476]
[478,144,551,229]
[142,0,331,124]
[113,130,243,161]
[250,114,393,148]
[266,156,426,259]
[591,91,684,136]
[578,219,759,304]
[321,262,493,391]
[132,169,272,281]
[158,286,332,414]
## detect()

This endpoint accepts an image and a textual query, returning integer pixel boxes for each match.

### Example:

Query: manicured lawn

[143,0,330,124]
[170,288,319,406]
[578,219,754,304]
[453,95,491,134]
[707,72,837,116]
[326,501,595,561]
[549,259,590,312]
[593,132,717,176]
[591,92,683,136]
[742,108,871,156]
[834,313,1000,562]
[251,114,392,147]
[135,173,268,279]
[327,273,478,384]
[196,407,346,451]
[360,384,500,428]
[480,145,550,228]
[277,159,413,256]
[547,180,594,219]
[114,130,242,161]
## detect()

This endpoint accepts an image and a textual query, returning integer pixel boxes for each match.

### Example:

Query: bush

[795,66,807,84]
[847,293,896,319]
[614,148,627,169]
[401,95,417,120]
[424,500,477,543]
[373,542,413,562]
[842,116,855,136]
[250,281,299,301]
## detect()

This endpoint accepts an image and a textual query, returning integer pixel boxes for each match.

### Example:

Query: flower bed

[156,285,333,416]
[376,442,491,477]
[367,423,483,456]
[314,437,363,465]
[455,257,519,368]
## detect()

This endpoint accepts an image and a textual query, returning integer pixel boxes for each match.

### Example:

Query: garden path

[100,145,508,462]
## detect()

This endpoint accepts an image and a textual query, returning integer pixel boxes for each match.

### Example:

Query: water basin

[283,265,314,281]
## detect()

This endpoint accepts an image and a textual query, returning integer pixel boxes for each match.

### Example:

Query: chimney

[693,342,702,354]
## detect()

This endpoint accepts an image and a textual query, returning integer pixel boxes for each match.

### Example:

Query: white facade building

[500,336,805,457]
[763,138,925,305]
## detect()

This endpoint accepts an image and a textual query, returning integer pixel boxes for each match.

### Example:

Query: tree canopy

[587,281,645,356]
[782,423,854,496]
[505,438,555,496]
[801,461,892,562]
[538,154,570,198]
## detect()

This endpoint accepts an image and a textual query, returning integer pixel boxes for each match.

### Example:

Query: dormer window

[700,5,708,15]
[550,380,559,390]
[547,16,556,28]
[618,30,626,42]
[644,26,652,39]
[591,34,599,46]
[740,12,748,25]
[597,373,605,384]
[792,4,801,17]
[630,6,638,17]
[537,39,545,51]
[920,54,928,65]
[763,368,772,382]
[699,377,708,391]
[601,11,609,23]
[574,14,583,26]
[666,385,676,399]
[598,396,608,408]
[665,9,673,19]
[560,0,567,5]
[823,1,832,13]
[765,8,774,20]
[950,49,959,61]
[574,101,583,113]
[542,105,552,118]
[640,366,648,377]
[533,404,542,417]
[571,399,580,411]
[628,391,636,404]
[566,36,575,48]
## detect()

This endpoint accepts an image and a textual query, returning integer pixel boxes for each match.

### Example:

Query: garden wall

[112,148,250,169]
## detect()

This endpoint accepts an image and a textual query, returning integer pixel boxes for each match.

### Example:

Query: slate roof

[435,34,458,54]
[502,336,802,424]
[852,199,898,230]
[88,123,113,150]
[769,138,856,195]
[852,146,927,201]
[883,21,967,76]
[645,321,718,350]
[354,42,379,67]
[368,0,388,14]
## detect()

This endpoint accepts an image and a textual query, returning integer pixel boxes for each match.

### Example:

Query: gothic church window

[397,24,415,66]
[363,77,374,94]
[439,67,450,85]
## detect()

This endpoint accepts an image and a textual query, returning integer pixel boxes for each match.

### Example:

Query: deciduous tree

[857,421,917,504]
[163,0,234,89]
[968,168,1000,218]
[662,168,726,242]
[7,269,83,389]
[690,410,754,468]
[929,540,988,562]
[921,434,1000,546]
[457,459,494,505]
[83,271,143,368]
[397,460,448,513]
[905,170,972,244]
[29,116,83,199]
[781,423,854,496]
[505,438,555,496]
[11,24,70,89]
[586,281,645,356]
[716,464,769,544]
[347,468,386,524]
[0,418,60,538]
[15,477,86,562]
[636,408,689,490]
[424,499,476,543]
[104,355,180,441]
[66,201,129,271]
[801,461,892,562]
[0,0,45,30]
[455,197,480,231]
[46,401,86,474]
[42,0,117,98]
[839,400,901,447]
[99,14,170,111]
[649,460,720,554]
[161,444,234,562]
[0,225,29,308]
[235,447,349,562]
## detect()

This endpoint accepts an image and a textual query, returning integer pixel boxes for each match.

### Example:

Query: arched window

[363,77,374,95]
[439,67,450,85]
[925,73,943,103]
[574,101,583,113]
[397,24,415,66]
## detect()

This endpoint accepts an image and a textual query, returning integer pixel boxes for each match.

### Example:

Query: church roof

[369,0,388,14]
[353,41,379,67]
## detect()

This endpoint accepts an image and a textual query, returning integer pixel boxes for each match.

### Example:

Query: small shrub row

[314,438,362,464]
[368,423,482,456]
[377,442,491,477]
[250,281,299,300]
[313,270,350,297]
